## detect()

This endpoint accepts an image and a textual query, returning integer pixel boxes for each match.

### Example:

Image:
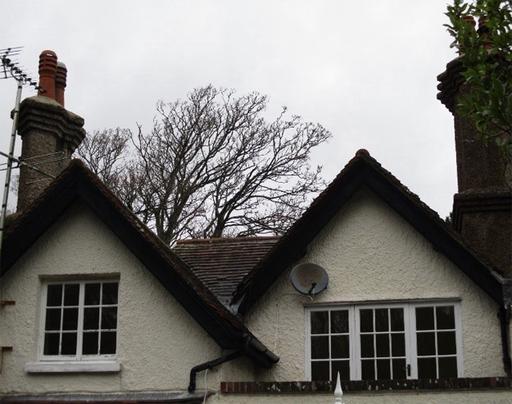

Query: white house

[0,49,510,403]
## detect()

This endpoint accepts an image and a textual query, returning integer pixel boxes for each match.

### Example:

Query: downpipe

[188,350,242,393]
[498,305,511,376]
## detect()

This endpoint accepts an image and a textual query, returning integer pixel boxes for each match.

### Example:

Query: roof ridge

[175,236,281,245]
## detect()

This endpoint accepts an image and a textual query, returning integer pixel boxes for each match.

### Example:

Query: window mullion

[77,283,85,360]
[455,304,464,377]
[58,283,64,355]
[406,304,417,379]
[351,306,359,380]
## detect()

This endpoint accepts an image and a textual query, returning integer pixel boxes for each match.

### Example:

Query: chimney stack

[16,50,85,211]
[437,27,512,276]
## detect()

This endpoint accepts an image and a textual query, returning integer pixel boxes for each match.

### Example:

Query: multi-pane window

[306,302,461,381]
[416,305,458,378]
[310,309,350,381]
[359,307,407,380]
[41,280,119,360]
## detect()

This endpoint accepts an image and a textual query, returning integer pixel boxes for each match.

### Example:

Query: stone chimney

[437,17,512,276]
[16,50,85,211]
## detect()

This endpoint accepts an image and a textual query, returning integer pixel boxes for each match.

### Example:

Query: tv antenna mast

[0,47,44,263]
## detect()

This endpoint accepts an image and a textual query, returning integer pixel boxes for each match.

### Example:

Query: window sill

[24,360,121,373]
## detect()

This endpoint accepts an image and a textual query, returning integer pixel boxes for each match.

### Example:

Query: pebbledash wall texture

[216,189,512,403]
[1,192,511,402]
[1,39,511,403]
[240,189,505,380]
[0,202,220,394]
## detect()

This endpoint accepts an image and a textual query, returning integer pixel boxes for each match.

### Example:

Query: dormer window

[306,301,462,381]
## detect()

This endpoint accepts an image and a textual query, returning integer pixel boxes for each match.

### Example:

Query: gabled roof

[232,149,506,315]
[1,160,278,368]
[173,237,279,305]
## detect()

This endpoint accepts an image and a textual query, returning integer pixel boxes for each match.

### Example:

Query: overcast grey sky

[2,1,457,217]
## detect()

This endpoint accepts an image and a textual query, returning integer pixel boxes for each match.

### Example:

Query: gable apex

[233,150,506,314]
[1,159,278,368]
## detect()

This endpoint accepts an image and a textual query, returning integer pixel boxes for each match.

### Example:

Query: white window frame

[38,279,119,362]
[305,300,463,381]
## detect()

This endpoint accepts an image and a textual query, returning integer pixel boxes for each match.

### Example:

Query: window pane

[331,335,349,358]
[47,284,62,306]
[436,306,455,329]
[83,331,99,355]
[311,311,328,334]
[361,359,375,380]
[102,283,119,304]
[360,309,373,332]
[85,283,101,305]
[360,334,374,358]
[438,331,457,355]
[311,336,329,359]
[392,359,406,379]
[332,360,349,381]
[101,307,117,330]
[45,308,61,331]
[375,309,389,332]
[100,331,116,354]
[418,357,437,379]
[62,308,78,330]
[390,308,404,331]
[61,332,77,355]
[376,334,390,357]
[311,361,329,381]
[84,307,100,330]
[331,310,348,333]
[64,284,79,306]
[439,356,458,378]
[43,333,59,355]
[391,333,405,356]
[416,307,434,330]
[377,359,391,380]
[417,332,436,356]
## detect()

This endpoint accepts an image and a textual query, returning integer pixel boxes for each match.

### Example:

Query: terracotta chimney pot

[38,50,57,100]
[55,62,67,107]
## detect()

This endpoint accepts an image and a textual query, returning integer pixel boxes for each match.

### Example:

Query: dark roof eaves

[2,160,278,366]
[233,151,505,315]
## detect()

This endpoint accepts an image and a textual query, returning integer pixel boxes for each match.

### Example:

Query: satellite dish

[290,263,329,296]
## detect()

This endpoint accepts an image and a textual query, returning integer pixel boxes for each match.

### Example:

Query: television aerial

[290,263,329,296]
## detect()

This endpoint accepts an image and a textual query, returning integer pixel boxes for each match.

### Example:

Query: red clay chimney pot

[38,50,58,100]
[55,61,67,107]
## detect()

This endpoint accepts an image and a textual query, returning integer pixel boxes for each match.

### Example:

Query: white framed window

[305,301,462,381]
[39,280,119,361]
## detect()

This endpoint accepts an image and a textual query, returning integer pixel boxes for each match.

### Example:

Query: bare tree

[77,128,130,186]
[78,86,330,244]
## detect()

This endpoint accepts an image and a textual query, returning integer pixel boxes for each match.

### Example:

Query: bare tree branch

[77,85,331,244]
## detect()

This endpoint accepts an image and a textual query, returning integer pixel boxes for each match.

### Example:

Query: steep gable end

[1,160,277,368]
[233,150,506,315]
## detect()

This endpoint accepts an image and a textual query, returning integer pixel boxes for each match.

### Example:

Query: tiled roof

[173,237,280,305]
[2,160,278,368]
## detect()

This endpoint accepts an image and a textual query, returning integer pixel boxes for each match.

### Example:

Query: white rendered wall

[223,187,505,382]
[0,202,221,394]
[0,188,507,400]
